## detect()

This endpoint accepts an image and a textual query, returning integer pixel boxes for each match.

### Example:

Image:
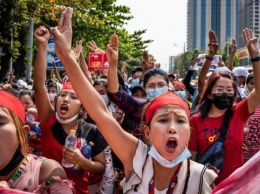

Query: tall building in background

[168,56,175,73]
[237,0,260,48]
[187,0,239,52]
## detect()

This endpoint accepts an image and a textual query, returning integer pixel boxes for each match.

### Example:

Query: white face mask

[48,93,57,101]
[101,94,109,105]
[134,98,147,103]
[175,90,187,100]
[146,86,168,101]
[148,145,191,168]
[55,112,79,124]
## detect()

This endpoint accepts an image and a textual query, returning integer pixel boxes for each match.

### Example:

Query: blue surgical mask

[175,90,187,100]
[132,79,140,88]
[101,95,109,105]
[146,86,168,101]
[148,145,191,168]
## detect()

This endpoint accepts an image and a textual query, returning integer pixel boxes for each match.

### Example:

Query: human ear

[143,125,151,142]
[23,125,30,133]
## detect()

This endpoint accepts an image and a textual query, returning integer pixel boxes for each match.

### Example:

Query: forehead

[0,107,11,120]
[213,77,233,88]
[146,74,167,85]
[60,89,76,95]
[174,85,184,90]
[153,104,188,118]
[19,94,32,100]
[134,89,146,95]
[133,71,142,76]
[94,84,106,91]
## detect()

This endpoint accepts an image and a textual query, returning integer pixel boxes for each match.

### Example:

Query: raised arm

[51,8,138,176]
[74,41,93,84]
[79,51,93,85]
[243,28,260,113]
[52,61,62,83]
[227,38,237,71]
[107,39,120,93]
[33,26,55,123]
[198,30,218,101]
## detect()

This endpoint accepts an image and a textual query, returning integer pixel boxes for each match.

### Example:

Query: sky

[116,0,188,71]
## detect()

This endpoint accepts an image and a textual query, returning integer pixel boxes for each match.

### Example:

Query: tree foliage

[0,0,153,80]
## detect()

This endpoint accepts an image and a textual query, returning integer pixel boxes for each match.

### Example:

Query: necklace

[148,163,181,194]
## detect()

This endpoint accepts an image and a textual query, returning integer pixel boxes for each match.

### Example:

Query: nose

[167,120,177,134]
[63,95,69,102]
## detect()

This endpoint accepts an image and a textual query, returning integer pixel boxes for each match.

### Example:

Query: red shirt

[188,99,250,185]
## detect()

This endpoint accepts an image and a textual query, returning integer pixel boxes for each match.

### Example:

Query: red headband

[173,81,186,89]
[145,93,190,123]
[61,81,74,91]
[0,91,25,124]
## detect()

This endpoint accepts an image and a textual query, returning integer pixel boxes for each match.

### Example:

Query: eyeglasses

[212,88,235,97]
[146,83,167,90]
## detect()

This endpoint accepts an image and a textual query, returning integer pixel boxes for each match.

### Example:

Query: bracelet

[250,56,260,62]
[206,55,214,61]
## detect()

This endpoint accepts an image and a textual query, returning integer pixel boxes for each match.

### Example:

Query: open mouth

[166,139,177,151]
[60,104,68,113]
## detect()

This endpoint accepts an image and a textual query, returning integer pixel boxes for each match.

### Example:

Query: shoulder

[80,120,98,130]
[190,113,200,124]
[39,158,67,184]
[189,160,217,185]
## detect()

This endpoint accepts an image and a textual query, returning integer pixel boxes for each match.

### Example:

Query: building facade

[187,0,260,66]
[187,0,239,52]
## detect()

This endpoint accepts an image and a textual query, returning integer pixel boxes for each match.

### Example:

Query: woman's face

[19,94,35,112]
[210,77,234,97]
[146,105,190,161]
[132,89,147,99]
[56,89,81,120]
[0,107,19,170]
[94,85,107,95]
[174,85,185,92]
[145,74,168,90]
[48,86,57,94]
[247,78,254,92]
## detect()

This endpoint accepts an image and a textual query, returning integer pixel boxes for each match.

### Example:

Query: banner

[46,38,64,70]
[88,53,109,70]
[194,54,222,70]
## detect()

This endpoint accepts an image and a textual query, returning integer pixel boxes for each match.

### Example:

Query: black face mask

[211,93,234,110]
[0,149,24,176]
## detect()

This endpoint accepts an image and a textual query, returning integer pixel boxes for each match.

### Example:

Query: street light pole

[173,42,186,70]
[183,42,185,71]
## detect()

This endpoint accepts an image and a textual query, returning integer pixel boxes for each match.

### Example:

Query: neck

[208,105,226,117]
[152,159,178,191]
[61,119,78,134]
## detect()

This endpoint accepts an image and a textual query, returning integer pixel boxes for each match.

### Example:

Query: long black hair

[197,72,237,121]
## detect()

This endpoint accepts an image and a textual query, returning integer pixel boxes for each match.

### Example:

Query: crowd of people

[1,7,260,194]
